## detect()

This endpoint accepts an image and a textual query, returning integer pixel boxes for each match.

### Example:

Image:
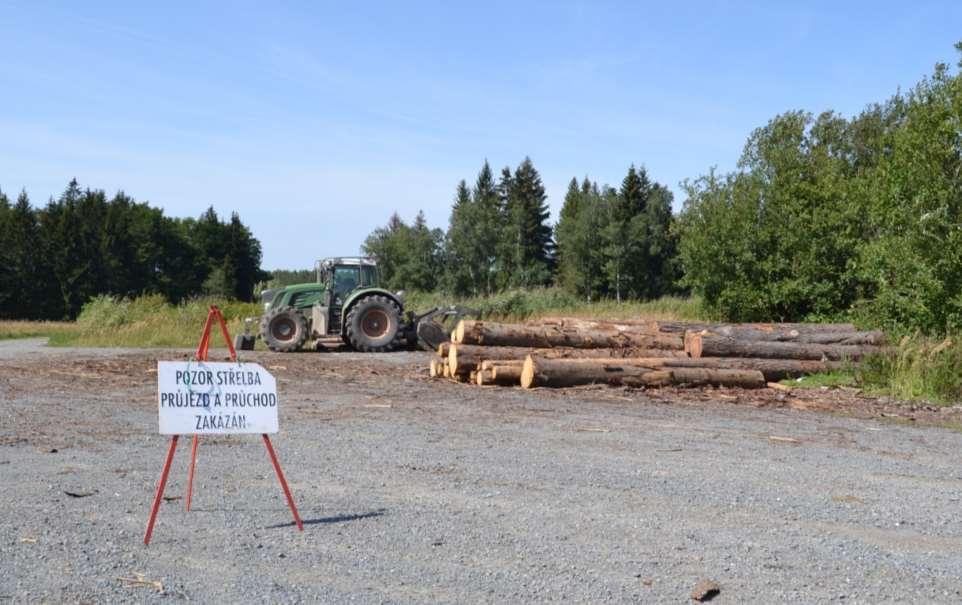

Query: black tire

[233,334,255,351]
[344,295,402,352]
[260,307,308,352]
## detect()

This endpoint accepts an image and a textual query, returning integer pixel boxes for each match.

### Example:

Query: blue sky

[2,1,960,269]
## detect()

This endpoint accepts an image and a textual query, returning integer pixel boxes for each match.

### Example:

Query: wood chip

[767,381,791,391]
[768,435,801,444]
[118,572,164,592]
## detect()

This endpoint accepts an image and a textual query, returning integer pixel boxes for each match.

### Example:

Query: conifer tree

[10,191,60,318]
[443,180,480,295]
[473,160,501,293]
[0,189,12,317]
[502,157,553,287]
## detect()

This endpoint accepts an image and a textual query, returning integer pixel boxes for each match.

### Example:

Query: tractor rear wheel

[345,295,402,352]
[260,307,308,352]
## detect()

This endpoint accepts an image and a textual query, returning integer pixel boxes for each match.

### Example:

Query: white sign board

[157,361,278,435]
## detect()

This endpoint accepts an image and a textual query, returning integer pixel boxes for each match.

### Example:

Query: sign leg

[144,435,179,546]
[262,434,303,531]
[186,435,199,511]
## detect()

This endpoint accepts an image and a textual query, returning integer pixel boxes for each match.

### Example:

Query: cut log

[520,356,766,389]
[661,357,846,382]
[686,333,882,361]
[442,364,451,378]
[691,327,886,346]
[476,365,522,386]
[480,359,524,371]
[447,343,687,375]
[454,320,684,350]
[651,320,857,334]
[519,355,846,383]
[429,357,446,378]
[490,364,523,385]
[437,342,451,357]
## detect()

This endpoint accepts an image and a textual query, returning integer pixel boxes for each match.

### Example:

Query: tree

[9,191,60,318]
[442,180,480,295]
[363,211,442,291]
[472,160,501,294]
[556,177,608,300]
[501,157,553,287]
[0,189,13,317]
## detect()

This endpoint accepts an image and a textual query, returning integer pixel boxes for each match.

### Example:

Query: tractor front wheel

[345,295,402,352]
[260,307,308,352]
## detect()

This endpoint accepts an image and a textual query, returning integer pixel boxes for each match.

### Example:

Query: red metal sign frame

[143,305,303,545]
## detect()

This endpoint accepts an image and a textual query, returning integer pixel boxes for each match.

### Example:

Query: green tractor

[237,257,472,353]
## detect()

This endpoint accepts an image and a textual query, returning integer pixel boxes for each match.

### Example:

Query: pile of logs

[427,318,887,390]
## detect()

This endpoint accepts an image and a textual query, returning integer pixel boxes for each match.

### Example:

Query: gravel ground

[2,339,962,603]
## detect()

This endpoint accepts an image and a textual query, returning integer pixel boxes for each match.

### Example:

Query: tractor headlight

[395,290,405,303]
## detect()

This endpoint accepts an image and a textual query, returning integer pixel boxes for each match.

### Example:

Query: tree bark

[651,320,857,334]
[476,363,523,386]
[686,333,882,361]
[447,343,687,375]
[520,355,765,389]
[689,326,885,345]
[517,355,846,383]
[454,320,684,350]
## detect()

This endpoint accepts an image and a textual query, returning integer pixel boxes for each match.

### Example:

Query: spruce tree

[504,157,553,287]
[555,177,584,293]
[473,160,500,294]
[10,191,60,318]
[442,180,479,295]
[0,189,12,317]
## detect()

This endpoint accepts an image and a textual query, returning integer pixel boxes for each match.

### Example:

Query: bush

[678,46,962,333]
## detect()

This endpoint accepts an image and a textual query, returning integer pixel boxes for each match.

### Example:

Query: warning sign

[157,361,278,435]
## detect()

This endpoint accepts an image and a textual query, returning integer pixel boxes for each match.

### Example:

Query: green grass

[857,335,962,404]
[781,371,857,389]
[405,287,711,322]
[46,294,261,348]
[0,320,76,341]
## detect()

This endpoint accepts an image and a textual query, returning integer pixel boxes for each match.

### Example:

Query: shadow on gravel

[266,508,387,529]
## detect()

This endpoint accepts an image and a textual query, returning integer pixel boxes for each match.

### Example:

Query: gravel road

[1,340,961,603]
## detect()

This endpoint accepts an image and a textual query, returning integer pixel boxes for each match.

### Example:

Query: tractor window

[333,266,359,299]
[360,265,378,287]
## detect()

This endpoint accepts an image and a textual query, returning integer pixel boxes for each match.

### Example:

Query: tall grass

[0,320,76,341]
[49,294,261,348]
[405,287,711,322]
[858,334,962,404]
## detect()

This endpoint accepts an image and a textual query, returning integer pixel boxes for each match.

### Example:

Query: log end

[520,355,537,389]
[447,344,459,374]
[688,331,704,359]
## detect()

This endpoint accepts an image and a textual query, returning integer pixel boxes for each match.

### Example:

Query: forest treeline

[363,158,680,302]
[365,44,962,334]
[0,179,266,319]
